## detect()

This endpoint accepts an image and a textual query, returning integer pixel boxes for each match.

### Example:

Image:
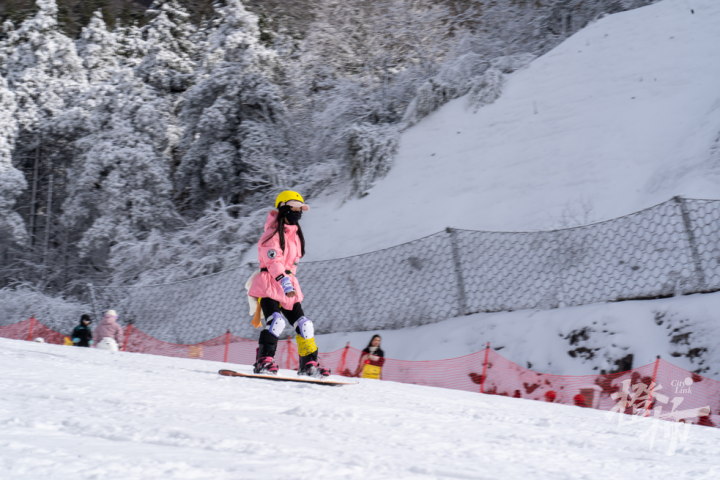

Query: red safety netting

[3,318,718,428]
[0,317,67,345]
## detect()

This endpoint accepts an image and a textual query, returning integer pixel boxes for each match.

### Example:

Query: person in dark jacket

[72,314,94,347]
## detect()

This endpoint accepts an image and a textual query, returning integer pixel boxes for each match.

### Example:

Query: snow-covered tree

[136,0,197,94]
[346,122,399,198]
[0,76,27,242]
[177,0,289,211]
[115,22,148,69]
[76,11,119,84]
[0,284,90,333]
[0,0,86,131]
[278,0,468,198]
[298,0,374,84]
[0,20,15,67]
[296,0,462,95]
[467,53,535,111]
[61,68,176,256]
[108,199,267,286]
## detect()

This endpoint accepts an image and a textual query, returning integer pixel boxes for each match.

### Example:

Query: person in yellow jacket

[356,335,385,379]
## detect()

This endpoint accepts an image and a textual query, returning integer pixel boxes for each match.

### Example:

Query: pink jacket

[248,210,304,310]
[93,314,125,346]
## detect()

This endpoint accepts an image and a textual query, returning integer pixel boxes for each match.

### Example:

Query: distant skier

[93,310,124,350]
[72,314,94,347]
[247,191,330,378]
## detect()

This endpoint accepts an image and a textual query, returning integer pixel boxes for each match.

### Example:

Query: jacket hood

[264,210,279,231]
[99,315,118,326]
[262,211,298,237]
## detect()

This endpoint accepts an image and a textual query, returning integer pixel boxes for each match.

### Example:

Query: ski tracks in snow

[2,339,720,479]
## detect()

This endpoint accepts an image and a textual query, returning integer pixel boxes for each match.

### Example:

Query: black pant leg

[258,298,283,358]
[259,297,282,319]
[281,303,305,336]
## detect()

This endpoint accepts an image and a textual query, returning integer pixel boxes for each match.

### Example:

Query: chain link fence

[89,197,720,344]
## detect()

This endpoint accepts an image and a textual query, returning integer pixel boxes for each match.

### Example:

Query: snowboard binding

[298,360,330,378]
[254,356,279,375]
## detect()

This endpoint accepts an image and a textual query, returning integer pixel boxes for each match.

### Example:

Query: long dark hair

[365,335,381,350]
[263,205,305,256]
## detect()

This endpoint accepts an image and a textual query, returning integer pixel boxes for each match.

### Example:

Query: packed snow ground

[295,0,720,262]
[2,338,720,480]
[317,290,720,379]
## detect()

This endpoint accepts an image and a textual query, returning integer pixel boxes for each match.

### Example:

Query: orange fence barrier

[3,318,718,428]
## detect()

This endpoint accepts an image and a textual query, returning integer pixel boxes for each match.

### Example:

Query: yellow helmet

[275,191,309,210]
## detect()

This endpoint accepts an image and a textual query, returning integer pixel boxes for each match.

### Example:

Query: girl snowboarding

[247,191,330,378]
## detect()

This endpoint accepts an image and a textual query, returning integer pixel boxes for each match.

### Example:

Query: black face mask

[285,210,302,225]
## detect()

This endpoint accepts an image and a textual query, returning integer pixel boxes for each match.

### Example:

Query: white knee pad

[296,316,314,339]
[268,313,286,338]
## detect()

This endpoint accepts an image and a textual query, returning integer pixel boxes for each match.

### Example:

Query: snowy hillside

[299,0,720,262]
[2,338,720,479]
[318,290,720,379]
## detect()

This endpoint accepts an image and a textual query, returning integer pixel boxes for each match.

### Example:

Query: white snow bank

[2,337,720,479]
[298,0,720,261]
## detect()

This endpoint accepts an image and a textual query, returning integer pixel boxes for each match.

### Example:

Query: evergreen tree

[0,75,27,242]
[0,0,86,131]
[136,0,196,94]
[176,0,288,211]
[114,21,148,69]
[61,68,176,256]
[76,10,118,83]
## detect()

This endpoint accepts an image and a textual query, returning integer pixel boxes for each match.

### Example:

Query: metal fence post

[123,323,133,352]
[674,196,706,291]
[88,283,100,322]
[644,355,661,417]
[480,342,490,394]
[447,227,469,315]
[339,342,350,376]
[28,143,40,246]
[27,316,36,341]
[42,173,54,268]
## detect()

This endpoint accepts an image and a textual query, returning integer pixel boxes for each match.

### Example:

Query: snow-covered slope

[2,338,720,479]
[318,290,720,378]
[299,0,720,261]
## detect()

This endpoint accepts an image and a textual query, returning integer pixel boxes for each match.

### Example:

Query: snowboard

[218,369,357,386]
